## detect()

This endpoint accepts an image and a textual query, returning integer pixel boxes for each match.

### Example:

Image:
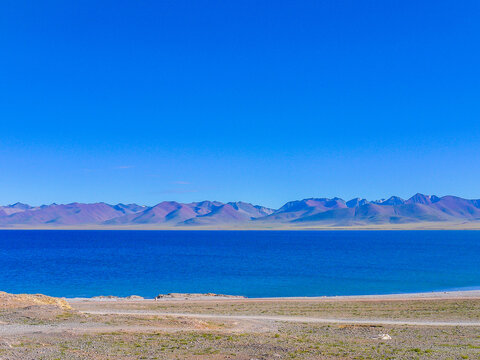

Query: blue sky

[1,0,479,208]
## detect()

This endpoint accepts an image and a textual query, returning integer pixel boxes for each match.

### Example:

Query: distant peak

[406,193,437,205]
[376,196,405,206]
[8,202,31,210]
[346,198,369,208]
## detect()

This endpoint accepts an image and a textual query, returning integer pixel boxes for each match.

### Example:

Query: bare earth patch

[0,291,71,311]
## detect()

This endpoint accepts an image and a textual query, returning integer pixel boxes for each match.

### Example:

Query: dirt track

[80,309,480,327]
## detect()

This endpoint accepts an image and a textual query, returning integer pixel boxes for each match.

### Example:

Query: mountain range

[2,194,480,229]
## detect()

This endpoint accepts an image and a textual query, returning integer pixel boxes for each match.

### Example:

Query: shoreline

[3,221,480,231]
[67,289,480,303]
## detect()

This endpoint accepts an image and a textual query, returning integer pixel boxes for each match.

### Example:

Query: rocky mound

[155,293,246,300]
[90,295,145,300]
[0,291,71,310]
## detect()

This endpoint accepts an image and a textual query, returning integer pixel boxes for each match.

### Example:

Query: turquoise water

[1,230,479,298]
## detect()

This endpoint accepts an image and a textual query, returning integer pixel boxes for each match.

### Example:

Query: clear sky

[1,1,479,208]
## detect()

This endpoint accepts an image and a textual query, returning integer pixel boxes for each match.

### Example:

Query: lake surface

[1,230,480,298]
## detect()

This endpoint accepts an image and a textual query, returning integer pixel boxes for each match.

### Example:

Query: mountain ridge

[2,194,480,228]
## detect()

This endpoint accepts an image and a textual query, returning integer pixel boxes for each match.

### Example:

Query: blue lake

[1,230,479,298]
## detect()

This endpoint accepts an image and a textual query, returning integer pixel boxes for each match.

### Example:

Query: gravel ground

[1,293,480,359]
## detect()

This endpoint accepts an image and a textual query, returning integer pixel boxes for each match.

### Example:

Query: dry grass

[73,298,480,321]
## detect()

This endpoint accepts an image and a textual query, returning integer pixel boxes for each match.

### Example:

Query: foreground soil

[1,292,480,359]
